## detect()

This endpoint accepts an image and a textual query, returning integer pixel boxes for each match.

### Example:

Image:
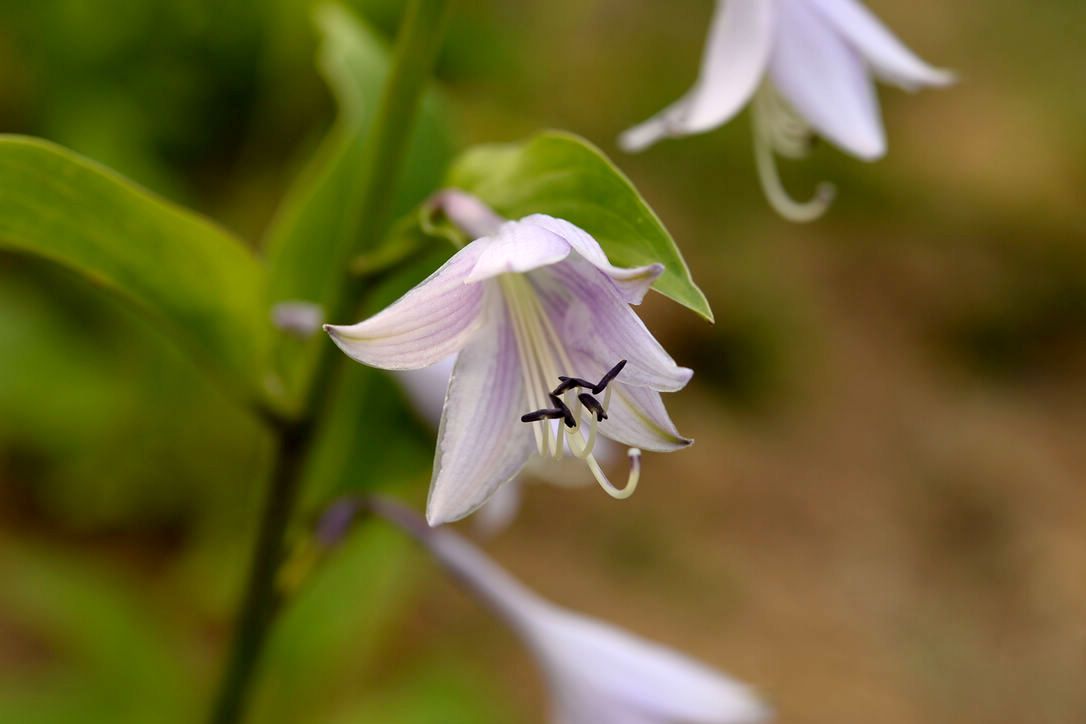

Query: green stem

[207,2,452,722]
[207,418,308,724]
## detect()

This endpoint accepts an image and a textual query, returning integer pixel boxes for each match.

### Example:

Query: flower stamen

[520,363,640,499]
[578,393,607,422]
[751,84,835,223]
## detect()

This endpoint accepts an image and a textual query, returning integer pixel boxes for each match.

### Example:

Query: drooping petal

[533,610,771,724]
[769,0,885,160]
[520,214,663,305]
[810,0,954,90]
[324,243,487,370]
[534,255,692,392]
[595,377,692,452]
[427,296,535,525]
[619,0,776,151]
[372,500,770,724]
[466,220,571,284]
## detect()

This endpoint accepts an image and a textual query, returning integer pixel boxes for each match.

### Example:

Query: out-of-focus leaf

[0,543,193,724]
[0,135,269,401]
[249,524,421,724]
[262,3,452,410]
[447,131,713,321]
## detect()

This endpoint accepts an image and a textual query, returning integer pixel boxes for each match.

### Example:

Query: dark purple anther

[554,376,596,394]
[578,393,608,421]
[592,359,627,395]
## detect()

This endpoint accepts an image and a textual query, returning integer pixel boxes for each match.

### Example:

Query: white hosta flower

[620,0,953,221]
[394,353,617,534]
[372,497,771,724]
[326,191,692,525]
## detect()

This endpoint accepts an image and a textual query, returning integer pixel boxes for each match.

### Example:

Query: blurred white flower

[371,497,771,724]
[394,353,617,535]
[326,191,692,526]
[620,0,953,221]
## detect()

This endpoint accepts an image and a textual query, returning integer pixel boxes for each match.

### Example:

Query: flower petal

[619,0,776,151]
[810,0,954,90]
[427,296,535,525]
[597,377,692,452]
[535,256,692,392]
[770,0,885,160]
[533,610,771,724]
[374,504,770,724]
[520,214,663,305]
[466,220,571,284]
[324,243,486,370]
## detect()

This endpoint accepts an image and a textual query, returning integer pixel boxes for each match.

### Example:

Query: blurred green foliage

[1,0,1084,722]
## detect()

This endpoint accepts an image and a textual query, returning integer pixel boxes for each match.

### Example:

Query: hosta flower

[395,353,617,534]
[371,497,771,724]
[326,191,692,525]
[619,0,953,221]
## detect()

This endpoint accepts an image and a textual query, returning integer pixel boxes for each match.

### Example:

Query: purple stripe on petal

[518,215,664,305]
[466,221,571,283]
[770,0,886,160]
[427,296,535,525]
[325,241,488,370]
[532,257,692,392]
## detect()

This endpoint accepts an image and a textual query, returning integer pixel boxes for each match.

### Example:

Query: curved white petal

[427,297,535,525]
[533,610,771,724]
[324,243,487,370]
[770,0,885,160]
[810,0,954,90]
[381,510,769,724]
[535,256,692,393]
[466,220,572,284]
[520,214,663,305]
[596,376,692,452]
[619,0,776,151]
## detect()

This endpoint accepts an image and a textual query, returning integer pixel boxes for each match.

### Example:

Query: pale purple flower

[371,497,771,724]
[325,191,692,526]
[620,0,953,221]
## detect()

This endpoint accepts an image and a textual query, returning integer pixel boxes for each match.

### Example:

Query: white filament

[751,85,836,223]
[500,275,642,500]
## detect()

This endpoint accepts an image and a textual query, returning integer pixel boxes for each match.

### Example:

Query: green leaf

[447,130,713,321]
[0,135,269,401]
[250,525,421,724]
[262,4,452,409]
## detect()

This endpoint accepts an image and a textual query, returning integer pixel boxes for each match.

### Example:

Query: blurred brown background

[1,0,1084,722]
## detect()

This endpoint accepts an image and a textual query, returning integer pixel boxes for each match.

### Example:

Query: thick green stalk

[207,2,453,722]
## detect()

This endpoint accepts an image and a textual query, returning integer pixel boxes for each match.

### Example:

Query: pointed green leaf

[0,135,268,400]
[447,131,713,320]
